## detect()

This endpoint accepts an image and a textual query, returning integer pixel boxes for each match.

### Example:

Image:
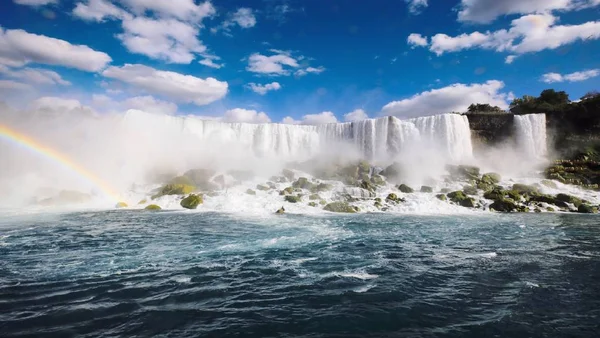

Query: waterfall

[514,113,547,158]
[120,110,474,164]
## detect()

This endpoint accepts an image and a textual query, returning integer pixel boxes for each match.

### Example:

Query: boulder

[463,185,478,196]
[446,164,480,180]
[314,183,333,192]
[436,194,447,201]
[541,179,558,189]
[275,206,285,214]
[340,187,375,199]
[282,169,295,181]
[386,193,404,203]
[308,202,318,207]
[256,184,270,191]
[512,184,539,194]
[506,190,522,201]
[180,194,202,209]
[284,195,301,203]
[358,179,376,193]
[292,177,315,190]
[577,204,598,213]
[490,198,517,212]
[370,175,386,186]
[555,193,582,206]
[382,162,402,181]
[481,172,501,184]
[447,190,475,208]
[420,186,433,193]
[320,200,327,205]
[483,187,505,201]
[115,202,128,208]
[323,201,357,213]
[309,194,321,200]
[138,199,147,205]
[246,189,256,195]
[152,184,195,199]
[168,175,195,186]
[145,204,161,210]
[398,184,414,193]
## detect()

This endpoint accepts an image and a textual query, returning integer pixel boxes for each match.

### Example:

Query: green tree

[581,91,599,101]
[538,89,570,106]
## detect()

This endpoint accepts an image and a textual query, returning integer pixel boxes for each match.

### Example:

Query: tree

[538,89,570,106]
[581,91,599,101]
[466,103,504,114]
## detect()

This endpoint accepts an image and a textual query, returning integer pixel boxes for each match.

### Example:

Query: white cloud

[457,0,600,24]
[122,95,178,114]
[14,0,57,6]
[199,57,224,69]
[0,66,70,85]
[295,66,325,76]
[73,0,130,22]
[281,116,300,124]
[541,69,600,83]
[0,80,33,91]
[405,0,428,14]
[102,64,228,106]
[344,109,369,122]
[281,111,338,125]
[407,33,428,47]
[30,96,89,111]
[91,93,178,114]
[381,80,513,118]
[246,82,281,95]
[118,16,206,64]
[229,8,257,28]
[505,55,518,64]
[246,51,299,75]
[413,14,600,57]
[0,27,112,72]
[120,0,216,22]
[223,108,271,123]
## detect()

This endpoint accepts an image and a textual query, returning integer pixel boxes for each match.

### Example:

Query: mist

[0,103,549,207]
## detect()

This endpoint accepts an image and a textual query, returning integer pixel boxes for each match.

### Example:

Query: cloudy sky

[0,0,599,124]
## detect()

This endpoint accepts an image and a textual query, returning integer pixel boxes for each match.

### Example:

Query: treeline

[463,89,600,117]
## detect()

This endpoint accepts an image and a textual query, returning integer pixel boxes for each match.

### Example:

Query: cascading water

[121,110,473,164]
[514,113,547,158]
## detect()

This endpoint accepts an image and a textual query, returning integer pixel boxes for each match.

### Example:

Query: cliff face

[466,113,515,152]
[546,98,600,154]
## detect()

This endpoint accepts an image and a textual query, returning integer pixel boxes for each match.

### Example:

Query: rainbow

[0,123,121,202]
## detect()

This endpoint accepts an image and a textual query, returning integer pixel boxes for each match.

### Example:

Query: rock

[308,202,318,207]
[374,197,382,203]
[512,184,539,194]
[115,202,128,208]
[358,160,371,176]
[386,193,404,203]
[168,175,196,186]
[541,179,558,189]
[284,195,301,203]
[463,185,478,196]
[309,194,321,200]
[153,184,195,199]
[505,190,521,201]
[447,164,480,180]
[481,172,501,184]
[340,187,375,199]
[315,183,333,192]
[256,184,270,191]
[370,175,385,186]
[420,186,433,193]
[382,162,402,181]
[534,208,542,213]
[546,206,555,212]
[282,169,295,181]
[227,170,255,182]
[374,201,382,208]
[183,169,215,185]
[292,177,316,191]
[577,204,598,213]
[440,188,451,193]
[490,198,517,212]
[483,187,505,201]
[270,176,287,183]
[436,194,447,201]
[145,204,161,210]
[556,193,582,206]
[246,189,256,195]
[180,194,202,209]
[398,184,414,193]
[279,186,293,195]
[138,199,147,205]
[447,191,476,208]
[476,180,496,192]
[275,206,285,214]
[320,200,327,205]
[358,179,376,193]
[323,201,357,213]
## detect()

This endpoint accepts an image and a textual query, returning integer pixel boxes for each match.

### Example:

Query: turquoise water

[1,211,599,337]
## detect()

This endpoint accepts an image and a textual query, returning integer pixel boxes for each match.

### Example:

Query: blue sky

[0,0,599,124]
